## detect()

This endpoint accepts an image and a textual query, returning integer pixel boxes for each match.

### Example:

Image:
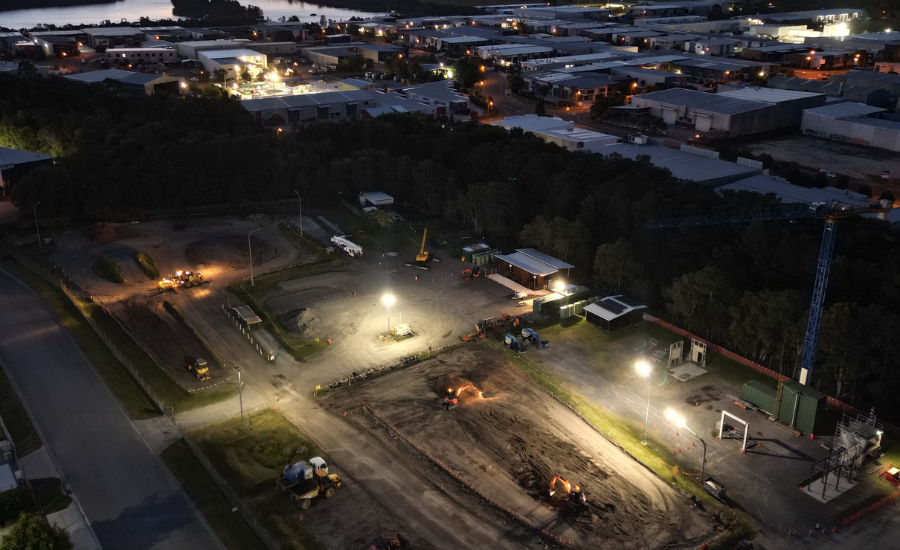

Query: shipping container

[776,381,801,426]
[795,387,826,434]
[741,380,777,414]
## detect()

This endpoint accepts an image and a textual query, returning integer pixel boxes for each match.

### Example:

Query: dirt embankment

[324,345,712,550]
[185,236,275,271]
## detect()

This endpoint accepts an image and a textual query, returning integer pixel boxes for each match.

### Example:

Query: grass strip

[0,362,41,456]
[92,254,125,283]
[188,410,327,550]
[161,441,269,550]
[132,251,160,280]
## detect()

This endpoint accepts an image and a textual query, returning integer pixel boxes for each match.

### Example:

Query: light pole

[33,201,41,248]
[636,360,651,445]
[382,294,395,335]
[294,190,302,236]
[667,409,707,482]
[248,226,263,286]
[237,367,244,430]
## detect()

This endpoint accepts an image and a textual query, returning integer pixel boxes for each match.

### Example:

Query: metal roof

[517,248,574,270]
[718,175,871,207]
[584,295,647,321]
[0,146,53,165]
[636,88,771,115]
[497,252,559,277]
[587,142,758,183]
[232,305,262,325]
[0,462,16,493]
[717,87,823,104]
[804,101,885,119]
[361,191,394,205]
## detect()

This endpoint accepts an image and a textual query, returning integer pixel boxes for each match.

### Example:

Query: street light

[636,360,651,444]
[236,367,244,430]
[666,409,707,482]
[382,294,395,334]
[294,190,302,236]
[248,226,263,286]
[33,201,41,248]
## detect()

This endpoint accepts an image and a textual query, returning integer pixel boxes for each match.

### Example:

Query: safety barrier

[318,342,462,393]
[842,486,900,527]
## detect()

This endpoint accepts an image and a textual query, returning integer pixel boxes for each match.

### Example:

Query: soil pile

[185,236,275,271]
[284,307,321,337]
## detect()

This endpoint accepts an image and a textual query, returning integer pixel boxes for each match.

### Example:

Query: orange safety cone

[810,434,814,440]
[327,338,332,344]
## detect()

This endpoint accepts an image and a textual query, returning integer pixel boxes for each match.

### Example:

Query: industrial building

[81,27,146,48]
[356,44,403,63]
[198,49,268,79]
[0,147,54,195]
[492,115,620,150]
[583,295,647,332]
[241,90,377,126]
[104,46,179,66]
[718,174,872,208]
[64,69,185,96]
[630,87,826,137]
[301,46,361,67]
[801,102,900,153]
[496,248,573,290]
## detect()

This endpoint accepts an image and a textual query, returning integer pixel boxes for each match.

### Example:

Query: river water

[0,0,383,30]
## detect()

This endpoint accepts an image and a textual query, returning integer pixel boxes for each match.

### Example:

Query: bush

[92,254,125,283]
[132,251,159,280]
[0,488,30,526]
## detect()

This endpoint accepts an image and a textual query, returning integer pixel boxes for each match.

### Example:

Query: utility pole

[294,190,302,236]
[33,201,41,247]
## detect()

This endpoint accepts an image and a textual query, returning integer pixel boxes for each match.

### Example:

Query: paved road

[0,269,223,550]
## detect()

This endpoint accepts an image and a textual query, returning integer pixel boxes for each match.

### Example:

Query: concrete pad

[803,475,857,503]
[17,447,60,479]
[134,416,182,456]
[487,273,531,295]
[669,362,708,382]
[46,503,101,550]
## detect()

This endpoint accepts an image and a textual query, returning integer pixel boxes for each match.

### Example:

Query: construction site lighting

[382,294,395,307]
[635,361,651,378]
[552,280,566,291]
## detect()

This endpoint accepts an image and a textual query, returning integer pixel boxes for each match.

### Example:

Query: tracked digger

[549,473,586,508]
[405,229,432,270]
[443,382,484,408]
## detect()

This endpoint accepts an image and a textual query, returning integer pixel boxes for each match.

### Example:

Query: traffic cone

[810,434,814,440]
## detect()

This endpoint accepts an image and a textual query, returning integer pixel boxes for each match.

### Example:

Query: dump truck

[504,333,526,353]
[522,328,549,350]
[184,357,210,381]
[288,470,342,509]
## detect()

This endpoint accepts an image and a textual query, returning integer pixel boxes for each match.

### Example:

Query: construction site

[324,344,713,550]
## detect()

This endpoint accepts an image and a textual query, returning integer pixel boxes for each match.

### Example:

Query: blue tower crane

[647,201,889,386]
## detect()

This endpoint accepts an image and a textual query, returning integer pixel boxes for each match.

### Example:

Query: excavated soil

[325,345,712,550]
[185,236,275,271]
[109,295,228,389]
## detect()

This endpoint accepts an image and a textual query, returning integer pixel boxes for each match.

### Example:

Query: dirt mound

[284,307,321,337]
[185,235,275,271]
[89,223,121,244]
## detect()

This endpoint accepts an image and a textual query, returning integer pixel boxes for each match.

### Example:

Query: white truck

[277,456,328,491]
[331,235,363,257]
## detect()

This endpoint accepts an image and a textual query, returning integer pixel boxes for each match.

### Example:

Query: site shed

[741,380,777,414]
[583,295,647,331]
[776,381,825,433]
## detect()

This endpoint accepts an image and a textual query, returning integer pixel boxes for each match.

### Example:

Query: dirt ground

[324,345,713,550]
[747,135,900,185]
[185,235,275,271]
[109,295,227,390]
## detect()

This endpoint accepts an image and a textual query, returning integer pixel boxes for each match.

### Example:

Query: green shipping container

[796,388,826,434]
[741,380,777,414]
[777,381,801,426]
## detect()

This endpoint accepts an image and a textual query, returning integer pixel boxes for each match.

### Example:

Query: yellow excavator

[405,228,433,271]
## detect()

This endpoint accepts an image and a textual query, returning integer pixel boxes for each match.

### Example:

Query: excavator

[549,473,586,508]
[443,382,488,409]
[405,229,432,270]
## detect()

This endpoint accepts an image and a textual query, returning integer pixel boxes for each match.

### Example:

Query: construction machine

[369,534,410,550]
[444,382,484,408]
[406,229,432,270]
[504,333,526,353]
[288,469,342,510]
[157,278,176,293]
[184,357,211,381]
[158,270,204,292]
[549,473,586,508]
[461,266,481,280]
[522,328,549,350]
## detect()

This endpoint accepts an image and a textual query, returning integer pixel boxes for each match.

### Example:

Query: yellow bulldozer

[184,357,211,381]
[158,270,204,293]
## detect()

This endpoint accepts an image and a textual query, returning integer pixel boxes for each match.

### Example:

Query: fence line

[11,254,282,550]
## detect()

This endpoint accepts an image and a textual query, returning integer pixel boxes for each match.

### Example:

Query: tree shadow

[90,489,205,550]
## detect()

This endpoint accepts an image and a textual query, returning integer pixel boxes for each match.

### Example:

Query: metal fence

[11,253,282,550]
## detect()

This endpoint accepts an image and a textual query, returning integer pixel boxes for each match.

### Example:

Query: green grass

[188,410,326,550]
[132,251,159,280]
[92,254,125,284]
[3,258,235,417]
[0,363,41,456]
[227,260,342,361]
[161,441,268,550]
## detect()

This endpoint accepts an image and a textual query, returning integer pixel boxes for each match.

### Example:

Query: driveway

[0,269,223,550]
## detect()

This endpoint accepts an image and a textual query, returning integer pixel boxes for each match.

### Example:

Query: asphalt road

[0,269,223,550]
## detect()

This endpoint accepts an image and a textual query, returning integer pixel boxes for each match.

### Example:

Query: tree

[0,513,73,550]
[363,209,394,232]
[17,61,37,78]
[451,57,483,88]
[663,266,728,334]
[507,71,525,94]
[320,15,327,28]
[590,95,624,120]
[534,99,545,116]
[594,239,638,292]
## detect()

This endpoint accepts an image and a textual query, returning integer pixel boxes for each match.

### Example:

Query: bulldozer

[184,356,211,381]
[157,270,204,293]
[405,229,432,270]
[549,473,586,508]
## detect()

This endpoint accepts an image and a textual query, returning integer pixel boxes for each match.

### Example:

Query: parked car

[820,169,837,178]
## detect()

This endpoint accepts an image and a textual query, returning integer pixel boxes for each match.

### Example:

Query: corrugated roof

[0,146,54,165]
[635,88,771,115]
[804,101,885,119]
[718,87,823,104]
[497,252,559,276]
[518,248,574,269]
[0,462,17,492]
[718,175,872,207]
[584,295,647,321]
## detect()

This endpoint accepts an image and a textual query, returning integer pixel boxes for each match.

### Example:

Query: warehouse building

[64,69,185,96]
[631,87,825,137]
[0,147,54,195]
[241,90,376,126]
[82,27,145,48]
[492,115,620,150]
[105,46,179,66]
[301,46,361,66]
[198,49,268,79]
[496,248,573,290]
[357,44,402,63]
[801,102,900,153]
[718,174,872,207]
[584,295,647,332]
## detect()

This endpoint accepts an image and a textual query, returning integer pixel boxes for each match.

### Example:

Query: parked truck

[331,235,363,257]
[521,328,549,349]
[277,457,328,490]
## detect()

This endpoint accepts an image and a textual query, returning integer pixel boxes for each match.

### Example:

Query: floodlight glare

[635,360,651,378]
[382,294,395,307]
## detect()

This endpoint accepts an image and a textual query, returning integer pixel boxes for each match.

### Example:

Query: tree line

[2,72,900,416]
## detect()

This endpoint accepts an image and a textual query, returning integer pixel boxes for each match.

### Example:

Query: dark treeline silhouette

[3,72,900,416]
